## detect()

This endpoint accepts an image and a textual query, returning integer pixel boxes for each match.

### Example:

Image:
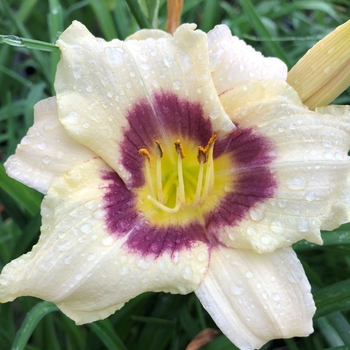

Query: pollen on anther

[203,133,217,154]
[139,148,151,163]
[174,140,185,159]
[197,146,207,163]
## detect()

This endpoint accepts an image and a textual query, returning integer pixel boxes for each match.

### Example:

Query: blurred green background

[0,0,350,349]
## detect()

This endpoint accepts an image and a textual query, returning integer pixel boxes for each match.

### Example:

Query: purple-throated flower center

[102,92,277,256]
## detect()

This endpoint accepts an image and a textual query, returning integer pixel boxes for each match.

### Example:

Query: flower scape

[1,21,350,350]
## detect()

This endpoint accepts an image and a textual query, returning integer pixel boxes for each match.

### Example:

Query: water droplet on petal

[182,266,193,280]
[249,208,264,221]
[102,236,114,246]
[42,156,51,164]
[64,111,80,125]
[246,271,253,279]
[87,254,95,261]
[272,293,281,301]
[163,57,173,67]
[80,224,91,233]
[262,291,269,299]
[261,235,272,245]
[287,176,307,190]
[230,283,244,295]
[37,142,47,150]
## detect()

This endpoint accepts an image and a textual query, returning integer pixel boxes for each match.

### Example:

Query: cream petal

[55,21,234,188]
[217,80,350,252]
[207,25,287,95]
[195,247,315,350]
[0,157,209,324]
[126,28,171,41]
[4,97,95,194]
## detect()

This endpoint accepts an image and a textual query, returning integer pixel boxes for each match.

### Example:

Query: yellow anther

[174,140,185,159]
[139,148,151,163]
[155,140,163,158]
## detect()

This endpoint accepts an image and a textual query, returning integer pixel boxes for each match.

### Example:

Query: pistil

[174,140,186,205]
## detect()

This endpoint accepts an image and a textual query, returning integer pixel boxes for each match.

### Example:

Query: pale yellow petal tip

[287,19,350,110]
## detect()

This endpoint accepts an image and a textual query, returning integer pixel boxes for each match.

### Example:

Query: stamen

[197,146,208,164]
[193,147,206,206]
[139,133,217,213]
[202,133,216,201]
[139,148,155,199]
[147,190,181,213]
[155,140,165,203]
[174,140,186,204]
[174,140,185,159]
[155,140,163,158]
[203,133,217,155]
[138,148,151,163]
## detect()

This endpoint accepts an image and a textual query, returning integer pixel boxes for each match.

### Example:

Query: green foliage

[0,0,349,349]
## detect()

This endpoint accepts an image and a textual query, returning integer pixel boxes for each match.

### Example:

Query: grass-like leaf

[11,301,58,350]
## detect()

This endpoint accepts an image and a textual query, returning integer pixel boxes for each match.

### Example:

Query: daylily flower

[1,21,350,350]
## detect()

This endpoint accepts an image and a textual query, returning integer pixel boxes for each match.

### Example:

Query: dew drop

[42,156,51,164]
[249,208,264,221]
[197,252,207,262]
[230,283,244,295]
[105,47,125,67]
[37,142,47,150]
[102,236,114,246]
[80,223,91,233]
[64,111,80,124]
[75,273,83,280]
[87,254,95,261]
[173,80,182,90]
[163,57,173,67]
[73,67,83,79]
[298,218,309,232]
[182,266,193,280]
[305,192,316,202]
[64,255,72,265]
[272,293,281,301]
[247,226,256,236]
[139,260,150,269]
[120,266,130,275]
[261,235,272,245]
[246,271,253,279]
[286,176,307,190]
[209,106,220,120]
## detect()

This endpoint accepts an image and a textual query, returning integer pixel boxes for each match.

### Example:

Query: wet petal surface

[195,246,315,350]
